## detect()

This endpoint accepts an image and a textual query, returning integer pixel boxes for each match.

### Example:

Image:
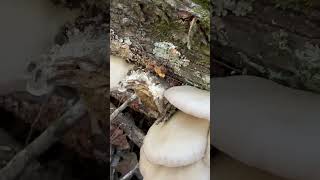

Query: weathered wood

[212,0,320,92]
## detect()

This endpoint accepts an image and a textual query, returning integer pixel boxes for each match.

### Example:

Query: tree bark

[212,0,320,92]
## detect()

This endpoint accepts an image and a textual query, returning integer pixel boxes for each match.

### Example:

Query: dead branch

[110,94,137,121]
[110,103,145,147]
[0,99,87,180]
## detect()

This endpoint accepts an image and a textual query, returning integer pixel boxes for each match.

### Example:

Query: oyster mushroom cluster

[139,86,210,180]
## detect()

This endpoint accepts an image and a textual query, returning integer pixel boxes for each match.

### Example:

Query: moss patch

[192,0,210,10]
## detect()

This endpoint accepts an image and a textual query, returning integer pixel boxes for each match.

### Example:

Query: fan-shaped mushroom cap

[110,55,133,89]
[212,153,288,180]
[164,85,210,120]
[143,111,209,167]
[139,146,209,180]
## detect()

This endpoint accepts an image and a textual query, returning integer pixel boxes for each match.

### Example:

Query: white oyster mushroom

[139,145,210,180]
[143,111,209,167]
[213,75,320,180]
[110,55,133,89]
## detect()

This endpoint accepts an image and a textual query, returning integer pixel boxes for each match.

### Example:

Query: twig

[187,17,197,50]
[0,99,87,180]
[110,103,145,147]
[214,59,242,73]
[119,163,139,180]
[110,94,137,121]
[25,93,52,145]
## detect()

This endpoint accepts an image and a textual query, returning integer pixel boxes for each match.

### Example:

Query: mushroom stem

[110,93,137,121]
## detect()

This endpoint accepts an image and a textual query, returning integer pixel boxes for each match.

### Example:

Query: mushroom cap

[212,152,288,180]
[164,85,210,120]
[110,55,133,89]
[143,111,209,167]
[139,146,209,180]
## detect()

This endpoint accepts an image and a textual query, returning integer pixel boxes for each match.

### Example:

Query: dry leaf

[154,65,166,78]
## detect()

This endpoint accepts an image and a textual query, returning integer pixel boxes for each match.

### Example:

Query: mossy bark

[212,0,320,92]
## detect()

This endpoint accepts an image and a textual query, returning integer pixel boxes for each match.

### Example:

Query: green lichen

[152,21,186,42]
[192,0,210,10]
[192,6,210,31]
[152,19,209,64]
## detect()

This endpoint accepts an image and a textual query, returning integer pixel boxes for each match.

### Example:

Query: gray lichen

[152,42,190,72]
[295,42,320,66]
[294,42,320,83]
[271,30,290,51]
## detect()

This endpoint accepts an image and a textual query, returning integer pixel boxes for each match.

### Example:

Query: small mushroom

[140,85,210,179]
[110,55,133,89]
[139,145,210,180]
[213,75,320,179]
[164,85,210,120]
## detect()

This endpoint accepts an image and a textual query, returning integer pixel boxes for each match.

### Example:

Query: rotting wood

[111,0,210,90]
